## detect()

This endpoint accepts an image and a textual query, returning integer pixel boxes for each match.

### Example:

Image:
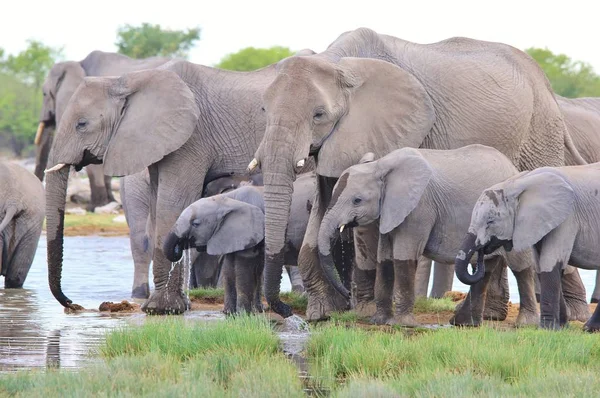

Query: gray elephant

[42,55,311,315]
[163,172,315,314]
[558,95,600,306]
[0,162,45,288]
[250,27,586,321]
[458,163,600,330]
[35,51,170,211]
[318,146,538,327]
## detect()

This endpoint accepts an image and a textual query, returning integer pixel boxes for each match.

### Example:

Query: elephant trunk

[163,231,185,263]
[317,212,350,299]
[454,232,485,285]
[262,153,295,318]
[46,166,76,308]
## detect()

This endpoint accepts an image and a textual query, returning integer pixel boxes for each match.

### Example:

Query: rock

[443,291,468,302]
[66,207,87,215]
[94,201,121,214]
[112,214,127,223]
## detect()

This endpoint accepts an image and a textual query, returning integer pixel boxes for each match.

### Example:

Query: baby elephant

[460,163,600,331]
[164,172,315,314]
[318,145,539,327]
[1,162,45,288]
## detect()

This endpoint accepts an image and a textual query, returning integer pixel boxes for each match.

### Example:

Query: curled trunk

[454,233,485,285]
[46,166,77,308]
[317,213,350,299]
[163,230,184,262]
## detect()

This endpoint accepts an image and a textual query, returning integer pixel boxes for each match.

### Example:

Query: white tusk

[44,163,67,174]
[34,122,45,145]
[339,225,345,233]
[247,158,259,172]
[296,159,305,168]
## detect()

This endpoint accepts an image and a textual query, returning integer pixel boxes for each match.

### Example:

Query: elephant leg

[298,178,349,321]
[332,229,354,291]
[3,227,41,289]
[451,257,503,327]
[561,267,590,322]
[352,266,376,318]
[583,294,600,332]
[285,265,304,293]
[591,271,600,304]
[193,252,222,288]
[234,255,255,314]
[221,254,237,315]
[539,264,565,330]
[430,262,454,299]
[86,164,111,212]
[482,259,510,321]
[254,254,265,313]
[414,256,431,298]
[104,174,116,203]
[390,259,419,327]
[512,266,539,327]
[130,228,151,299]
[371,260,394,324]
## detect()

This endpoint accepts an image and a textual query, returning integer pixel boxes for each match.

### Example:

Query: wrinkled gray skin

[254,27,586,320]
[319,146,539,327]
[35,51,170,211]
[203,173,304,293]
[163,172,315,313]
[0,162,45,288]
[462,164,600,331]
[43,56,308,315]
[559,95,600,307]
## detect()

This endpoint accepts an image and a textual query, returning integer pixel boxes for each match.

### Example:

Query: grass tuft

[413,296,457,313]
[187,287,225,303]
[280,291,308,312]
[329,311,360,323]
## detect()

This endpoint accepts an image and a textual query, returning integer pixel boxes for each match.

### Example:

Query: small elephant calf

[460,163,600,331]
[318,145,539,327]
[164,172,315,314]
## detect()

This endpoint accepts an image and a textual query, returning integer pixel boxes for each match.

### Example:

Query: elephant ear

[376,149,433,235]
[316,57,435,176]
[103,68,199,176]
[207,199,265,256]
[511,170,575,252]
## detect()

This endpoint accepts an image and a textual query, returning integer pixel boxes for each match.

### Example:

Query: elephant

[42,56,307,315]
[558,95,600,306]
[163,172,315,314]
[0,162,45,288]
[456,163,600,330]
[318,146,539,327]
[250,27,587,321]
[35,50,170,211]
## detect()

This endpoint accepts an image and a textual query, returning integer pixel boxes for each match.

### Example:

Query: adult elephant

[35,51,170,211]
[557,95,600,306]
[252,27,587,320]
[42,56,317,314]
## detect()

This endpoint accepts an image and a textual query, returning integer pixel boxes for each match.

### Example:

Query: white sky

[2,0,599,71]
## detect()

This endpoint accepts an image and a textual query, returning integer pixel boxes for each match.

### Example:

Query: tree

[216,46,294,71]
[526,47,600,98]
[115,23,200,59]
[3,39,63,91]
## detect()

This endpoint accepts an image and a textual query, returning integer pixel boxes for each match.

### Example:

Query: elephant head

[317,149,433,296]
[203,173,264,197]
[43,66,200,309]
[163,194,265,261]
[251,55,435,315]
[455,169,575,285]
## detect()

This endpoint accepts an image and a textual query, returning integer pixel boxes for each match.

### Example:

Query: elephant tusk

[339,224,345,233]
[34,122,45,145]
[44,163,67,174]
[296,159,305,168]
[247,158,259,172]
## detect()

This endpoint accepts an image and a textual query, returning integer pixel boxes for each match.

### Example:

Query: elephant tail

[564,130,588,165]
[0,206,17,234]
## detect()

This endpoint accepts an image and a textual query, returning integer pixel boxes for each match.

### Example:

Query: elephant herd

[4,27,600,331]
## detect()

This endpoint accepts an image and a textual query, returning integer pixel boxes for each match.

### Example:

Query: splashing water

[282,314,310,332]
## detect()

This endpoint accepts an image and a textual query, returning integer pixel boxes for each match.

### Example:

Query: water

[1,235,598,373]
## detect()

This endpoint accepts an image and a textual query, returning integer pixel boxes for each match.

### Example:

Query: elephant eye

[313,111,325,120]
[191,219,201,228]
[353,197,362,205]
[76,118,87,132]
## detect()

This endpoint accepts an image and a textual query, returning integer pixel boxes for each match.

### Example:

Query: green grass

[307,324,600,396]
[413,296,458,313]
[187,287,225,303]
[280,291,308,312]
[329,311,360,323]
[0,316,304,397]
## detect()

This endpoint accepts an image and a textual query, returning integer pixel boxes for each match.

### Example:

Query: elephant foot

[482,302,508,321]
[540,316,566,330]
[370,311,392,325]
[565,296,590,322]
[354,300,376,318]
[449,313,482,327]
[582,319,600,333]
[305,292,349,321]
[387,313,419,328]
[515,308,540,327]
[591,298,599,304]
[141,289,190,315]
[131,283,150,300]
